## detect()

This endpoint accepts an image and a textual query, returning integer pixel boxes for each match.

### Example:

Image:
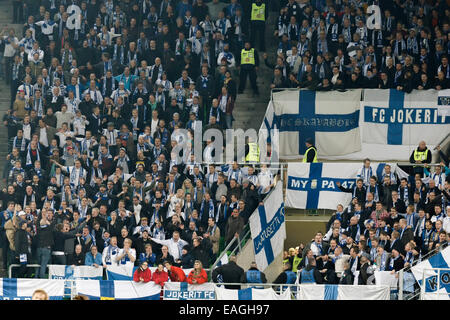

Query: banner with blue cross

[75,280,161,300]
[249,183,286,271]
[268,89,362,157]
[0,279,65,300]
[363,89,450,146]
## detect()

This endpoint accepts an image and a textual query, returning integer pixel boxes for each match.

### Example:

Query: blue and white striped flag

[75,280,161,300]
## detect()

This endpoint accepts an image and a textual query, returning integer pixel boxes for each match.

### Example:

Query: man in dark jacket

[36,210,57,278]
[241,180,260,221]
[212,255,245,289]
[67,244,85,266]
[225,208,245,246]
[14,221,30,278]
[339,262,354,284]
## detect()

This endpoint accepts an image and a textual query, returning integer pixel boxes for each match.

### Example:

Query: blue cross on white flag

[249,183,285,271]
[264,89,362,158]
[411,246,450,300]
[0,279,65,300]
[75,280,161,300]
[363,89,450,146]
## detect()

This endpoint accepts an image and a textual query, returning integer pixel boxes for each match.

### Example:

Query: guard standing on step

[303,138,318,163]
[250,0,268,52]
[238,40,259,96]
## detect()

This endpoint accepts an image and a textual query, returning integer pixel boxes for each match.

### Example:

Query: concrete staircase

[0,0,22,277]
[232,12,278,131]
[0,1,23,190]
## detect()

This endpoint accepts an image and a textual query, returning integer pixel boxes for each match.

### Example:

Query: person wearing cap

[303,138,318,163]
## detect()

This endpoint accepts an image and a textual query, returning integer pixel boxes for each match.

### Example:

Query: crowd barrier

[0,278,395,300]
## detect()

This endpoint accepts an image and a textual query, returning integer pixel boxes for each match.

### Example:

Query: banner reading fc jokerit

[260,89,450,160]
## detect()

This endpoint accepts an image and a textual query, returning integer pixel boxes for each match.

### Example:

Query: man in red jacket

[133,261,152,283]
[164,260,186,282]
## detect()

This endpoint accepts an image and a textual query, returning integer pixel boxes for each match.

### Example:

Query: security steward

[303,138,318,163]
[273,261,298,290]
[238,41,259,96]
[241,261,267,288]
[250,0,268,52]
[299,257,323,284]
[409,140,432,176]
[243,136,260,164]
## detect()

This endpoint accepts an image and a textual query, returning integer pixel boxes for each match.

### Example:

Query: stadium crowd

[0,0,449,291]
[0,0,284,279]
[268,0,450,91]
[280,154,450,286]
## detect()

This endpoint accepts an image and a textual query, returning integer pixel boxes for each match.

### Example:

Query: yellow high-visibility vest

[303,146,318,163]
[245,142,260,162]
[413,149,429,162]
[241,48,255,65]
[251,3,266,21]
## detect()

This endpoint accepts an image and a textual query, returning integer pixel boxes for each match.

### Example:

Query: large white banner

[298,284,390,300]
[163,282,216,300]
[215,286,291,300]
[48,265,103,280]
[264,89,362,157]
[411,247,450,300]
[75,280,161,300]
[286,162,408,210]
[0,279,65,300]
[249,183,286,271]
[261,89,450,161]
[362,89,450,146]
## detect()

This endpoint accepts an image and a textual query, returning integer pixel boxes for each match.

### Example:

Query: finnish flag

[249,183,286,271]
[363,89,450,146]
[75,280,161,300]
[0,279,65,300]
[265,89,362,158]
[286,162,409,210]
[411,246,450,300]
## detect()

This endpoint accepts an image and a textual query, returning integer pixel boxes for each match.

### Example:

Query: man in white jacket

[151,230,188,261]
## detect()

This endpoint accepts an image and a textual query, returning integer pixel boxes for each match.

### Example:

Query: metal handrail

[209,235,240,279]
[8,264,41,278]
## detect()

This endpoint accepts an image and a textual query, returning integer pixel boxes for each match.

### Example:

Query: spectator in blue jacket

[84,246,103,268]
